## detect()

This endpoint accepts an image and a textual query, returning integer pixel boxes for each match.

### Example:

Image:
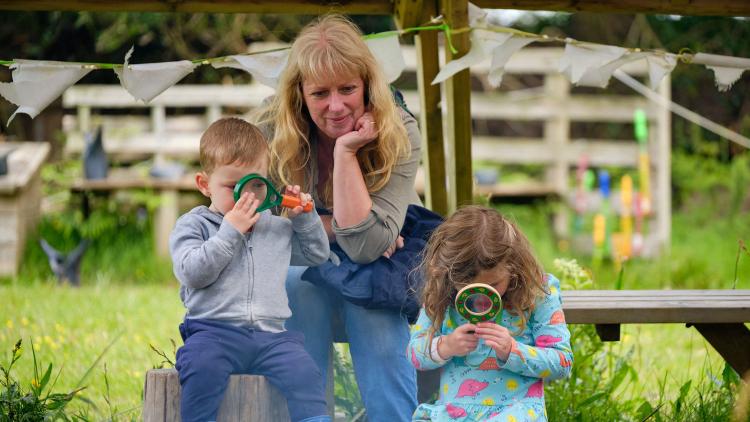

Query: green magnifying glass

[455,283,503,323]
[233,173,313,213]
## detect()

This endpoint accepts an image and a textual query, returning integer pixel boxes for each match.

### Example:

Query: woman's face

[301,73,366,142]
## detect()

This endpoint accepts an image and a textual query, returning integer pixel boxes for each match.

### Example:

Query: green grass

[3,154,749,420]
[1,283,184,419]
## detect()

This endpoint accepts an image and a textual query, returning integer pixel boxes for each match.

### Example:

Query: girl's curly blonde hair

[258,14,410,206]
[420,205,548,343]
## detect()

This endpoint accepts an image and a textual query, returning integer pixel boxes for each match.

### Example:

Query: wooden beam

[473,0,750,17]
[692,323,750,376]
[441,0,473,212]
[415,1,448,216]
[393,0,425,30]
[0,0,393,14]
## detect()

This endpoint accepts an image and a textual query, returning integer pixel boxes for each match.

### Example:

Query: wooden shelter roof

[1,0,749,17]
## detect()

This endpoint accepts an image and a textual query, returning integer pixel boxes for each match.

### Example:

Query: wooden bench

[0,142,50,277]
[563,289,750,376]
[143,289,750,421]
[143,369,290,422]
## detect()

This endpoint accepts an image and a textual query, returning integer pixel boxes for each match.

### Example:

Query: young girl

[409,206,572,421]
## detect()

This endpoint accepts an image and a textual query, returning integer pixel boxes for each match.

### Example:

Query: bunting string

[0,8,748,126]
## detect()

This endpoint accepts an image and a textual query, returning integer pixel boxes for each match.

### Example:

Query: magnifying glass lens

[465,293,493,315]
[238,178,268,203]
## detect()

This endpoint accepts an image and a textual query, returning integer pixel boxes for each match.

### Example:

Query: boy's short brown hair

[199,117,268,174]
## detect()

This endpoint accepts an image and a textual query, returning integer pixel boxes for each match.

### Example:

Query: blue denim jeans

[286,266,418,422]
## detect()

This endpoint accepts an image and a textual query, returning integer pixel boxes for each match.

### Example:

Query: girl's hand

[285,185,313,219]
[225,191,261,233]
[382,235,404,258]
[474,322,514,361]
[439,323,478,359]
[335,112,378,154]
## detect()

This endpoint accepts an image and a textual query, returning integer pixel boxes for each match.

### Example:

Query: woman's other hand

[438,323,479,359]
[382,235,404,258]
[474,322,514,361]
[335,112,378,154]
[285,185,313,218]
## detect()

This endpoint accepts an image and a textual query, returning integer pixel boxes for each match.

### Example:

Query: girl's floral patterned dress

[409,274,572,422]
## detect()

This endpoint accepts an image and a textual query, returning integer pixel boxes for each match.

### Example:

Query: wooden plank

[393,0,424,30]
[441,0,472,211]
[415,0,448,216]
[401,91,657,122]
[563,289,750,298]
[1,0,393,14]
[693,323,750,376]
[7,0,746,19]
[473,0,750,17]
[473,137,640,167]
[143,369,291,422]
[71,174,196,192]
[0,143,50,195]
[63,84,273,108]
[143,369,168,422]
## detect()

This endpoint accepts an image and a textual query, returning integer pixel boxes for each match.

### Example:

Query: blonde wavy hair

[420,206,548,346]
[259,14,410,206]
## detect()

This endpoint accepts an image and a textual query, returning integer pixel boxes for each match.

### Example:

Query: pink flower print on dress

[549,310,566,325]
[525,380,544,398]
[534,335,562,347]
[445,403,468,419]
[455,379,489,398]
[410,347,420,369]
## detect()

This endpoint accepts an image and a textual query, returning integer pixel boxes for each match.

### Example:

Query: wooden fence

[61,46,671,255]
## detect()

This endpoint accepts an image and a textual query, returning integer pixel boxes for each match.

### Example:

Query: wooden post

[414,0,448,216]
[655,73,671,254]
[143,369,291,422]
[544,73,570,239]
[441,0,472,212]
[156,190,179,257]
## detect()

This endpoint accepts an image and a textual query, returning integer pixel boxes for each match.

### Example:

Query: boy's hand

[474,322,514,361]
[225,191,261,233]
[285,185,313,219]
[438,323,478,359]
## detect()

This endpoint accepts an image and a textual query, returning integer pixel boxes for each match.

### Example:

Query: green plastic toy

[233,173,312,213]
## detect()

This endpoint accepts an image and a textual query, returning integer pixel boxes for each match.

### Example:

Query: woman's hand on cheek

[335,112,378,154]
[475,322,513,361]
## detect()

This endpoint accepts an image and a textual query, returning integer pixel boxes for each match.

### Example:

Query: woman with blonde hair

[258,14,422,421]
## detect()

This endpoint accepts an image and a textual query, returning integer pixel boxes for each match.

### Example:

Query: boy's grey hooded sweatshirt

[169,205,330,333]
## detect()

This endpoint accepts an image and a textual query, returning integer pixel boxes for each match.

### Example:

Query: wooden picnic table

[563,289,750,376]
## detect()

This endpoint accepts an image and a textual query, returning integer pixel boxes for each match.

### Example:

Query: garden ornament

[39,238,89,286]
[233,173,312,213]
[82,126,108,180]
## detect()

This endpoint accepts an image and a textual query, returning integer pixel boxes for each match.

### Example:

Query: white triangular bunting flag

[692,53,750,91]
[114,47,196,102]
[366,34,405,84]
[706,66,746,91]
[559,42,627,85]
[576,51,647,88]
[212,49,289,89]
[432,31,502,85]
[645,53,677,90]
[487,35,535,87]
[0,60,92,124]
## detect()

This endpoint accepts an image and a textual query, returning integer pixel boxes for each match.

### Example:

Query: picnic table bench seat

[143,289,750,421]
